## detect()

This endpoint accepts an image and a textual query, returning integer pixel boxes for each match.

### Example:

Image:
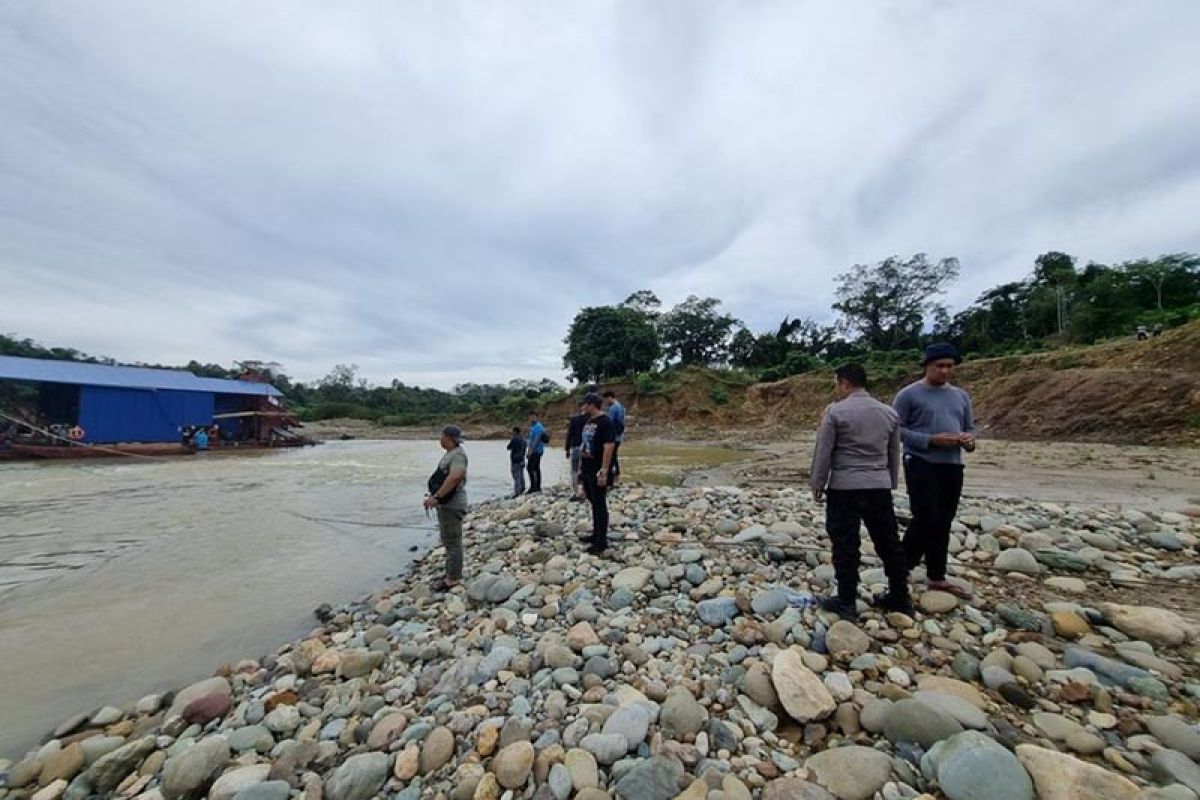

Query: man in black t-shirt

[579,392,616,555]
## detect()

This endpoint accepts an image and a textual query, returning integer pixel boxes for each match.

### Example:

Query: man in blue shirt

[603,390,625,484]
[893,342,976,598]
[526,413,546,493]
[193,427,210,451]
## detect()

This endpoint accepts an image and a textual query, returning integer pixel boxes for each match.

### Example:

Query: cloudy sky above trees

[3,2,1199,387]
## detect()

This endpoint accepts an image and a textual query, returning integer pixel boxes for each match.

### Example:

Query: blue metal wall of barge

[77,386,215,443]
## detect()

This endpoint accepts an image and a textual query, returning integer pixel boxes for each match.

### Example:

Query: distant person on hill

[565,401,587,501]
[893,343,976,599]
[423,425,468,591]
[603,390,626,483]
[1136,325,1149,341]
[1152,323,1163,337]
[579,392,616,555]
[506,426,527,497]
[526,413,546,492]
[810,363,912,620]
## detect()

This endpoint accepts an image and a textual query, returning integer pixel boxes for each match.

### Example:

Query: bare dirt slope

[580,321,1200,445]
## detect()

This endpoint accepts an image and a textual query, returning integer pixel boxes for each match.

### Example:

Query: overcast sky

[3,3,1199,388]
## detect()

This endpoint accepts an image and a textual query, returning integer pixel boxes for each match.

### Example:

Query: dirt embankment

[550,321,1200,446]
[311,322,1200,446]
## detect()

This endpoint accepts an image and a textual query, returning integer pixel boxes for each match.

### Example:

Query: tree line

[563,251,1199,383]
[4,248,1197,424]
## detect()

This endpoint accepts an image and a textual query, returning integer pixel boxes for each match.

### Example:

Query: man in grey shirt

[893,342,976,598]
[811,363,913,619]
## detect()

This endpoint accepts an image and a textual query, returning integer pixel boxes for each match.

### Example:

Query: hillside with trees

[4,249,1197,439]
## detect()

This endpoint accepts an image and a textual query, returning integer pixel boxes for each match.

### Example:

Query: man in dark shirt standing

[565,401,587,502]
[579,392,616,555]
[893,343,976,598]
[506,426,526,498]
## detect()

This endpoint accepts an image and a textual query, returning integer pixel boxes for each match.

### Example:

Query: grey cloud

[2,2,1199,388]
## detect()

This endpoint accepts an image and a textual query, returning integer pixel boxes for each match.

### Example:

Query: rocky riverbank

[3,485,1200,800]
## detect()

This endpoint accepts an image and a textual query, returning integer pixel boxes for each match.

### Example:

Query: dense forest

[4,250,1197,425]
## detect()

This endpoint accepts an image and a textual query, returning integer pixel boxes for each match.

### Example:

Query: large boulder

[1100,603,1196,648]
[165,677,232,723]
[805,746,892,800]
[161,737,231,800]
[923,731,1033,800]
[771,649,835,723]
[1016,744,1139,800]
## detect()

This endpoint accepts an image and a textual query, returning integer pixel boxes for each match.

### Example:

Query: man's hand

[959,433,976,452]
[423,496,438,510]
[812,488,825,503]
[597,472,608,488]
[931,433,964,448]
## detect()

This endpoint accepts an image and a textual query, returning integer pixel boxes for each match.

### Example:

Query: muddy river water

[0,440,565,759]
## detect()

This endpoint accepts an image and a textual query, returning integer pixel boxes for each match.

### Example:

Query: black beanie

[922,342,962,365]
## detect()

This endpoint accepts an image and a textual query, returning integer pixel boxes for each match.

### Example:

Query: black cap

[582,392,604,408]
[922,342,962,365]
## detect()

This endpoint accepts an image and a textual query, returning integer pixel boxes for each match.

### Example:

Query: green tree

[832,254,960,350]
[1126,254,1200,310]
[659,295,741,366]
[563,305,661,381]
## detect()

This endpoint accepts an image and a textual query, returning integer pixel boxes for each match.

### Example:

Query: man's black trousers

[526,451,543,492]
[581,468,608,548]
[902,456,964,582]
[825,488,909,602]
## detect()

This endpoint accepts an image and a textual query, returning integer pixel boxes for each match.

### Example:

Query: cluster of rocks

[3,485,1200,800]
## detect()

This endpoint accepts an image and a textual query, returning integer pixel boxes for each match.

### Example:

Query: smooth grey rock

[883,699,964,749]
[162,737,231,800]
[324,752,389,800]
[923,731,1033,800]
[696,597,740,626]
[613,755,684,800]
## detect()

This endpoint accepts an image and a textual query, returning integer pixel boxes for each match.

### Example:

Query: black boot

[820,596,858,621]
[874,590,915,616]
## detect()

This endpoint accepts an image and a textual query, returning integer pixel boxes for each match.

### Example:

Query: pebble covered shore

[3,484,1200,800]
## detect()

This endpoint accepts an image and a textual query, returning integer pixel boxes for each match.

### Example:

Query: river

[0,440,564,759]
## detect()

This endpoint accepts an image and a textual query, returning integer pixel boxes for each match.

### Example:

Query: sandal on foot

[927,580,971,599]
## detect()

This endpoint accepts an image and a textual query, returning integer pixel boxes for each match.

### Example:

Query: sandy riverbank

[4,465,1199,799]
